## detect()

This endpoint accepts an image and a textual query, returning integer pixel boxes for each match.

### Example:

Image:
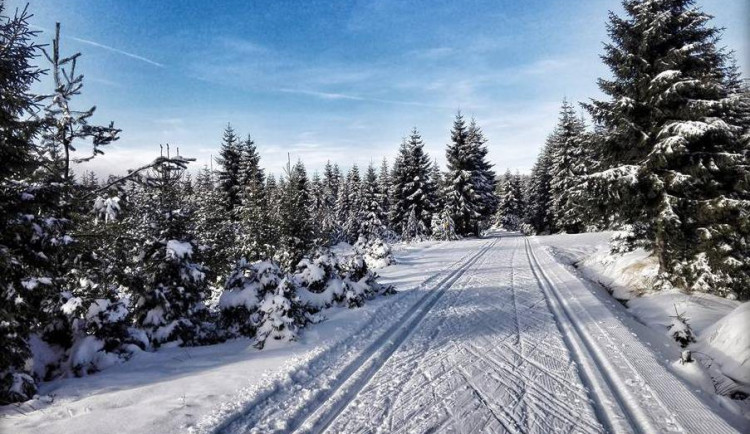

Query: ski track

[214,233,743,434]
[212,238,496,433]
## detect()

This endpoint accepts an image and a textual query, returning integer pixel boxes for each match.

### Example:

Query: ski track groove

[327,235,602,434]
[527,237,742,434]
[215,238,497,434]
[211,233,742,434]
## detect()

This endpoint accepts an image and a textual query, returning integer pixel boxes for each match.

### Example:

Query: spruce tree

[526,136,555,234]
[444,113,497,236]
[378,158,392,228]
[360,164,387,240]
[584,0,750,298]
[215,125,243,211]
[0,4,45,403]
[236,134,269,261]
[277,160,313,270]
[498,171,524,230]
[548,99,588,233]
[125,156,212,347]
[390,129,435,238]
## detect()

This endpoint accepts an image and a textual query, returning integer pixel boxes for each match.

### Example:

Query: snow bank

[697,302,750,386]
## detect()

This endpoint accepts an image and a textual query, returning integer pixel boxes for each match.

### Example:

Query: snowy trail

[214,233,742,434]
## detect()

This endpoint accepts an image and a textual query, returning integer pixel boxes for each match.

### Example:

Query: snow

[166,239,193,259]
[697,302,750,386]
[0,238,461,434]
[538,231,748,421]
[3,233,746,433]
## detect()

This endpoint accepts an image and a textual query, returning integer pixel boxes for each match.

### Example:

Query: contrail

[31,25,164,68]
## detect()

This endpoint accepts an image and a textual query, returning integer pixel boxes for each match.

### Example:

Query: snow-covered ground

[0,238,469,434]
[537,231,750,420]
[2,232,747,433]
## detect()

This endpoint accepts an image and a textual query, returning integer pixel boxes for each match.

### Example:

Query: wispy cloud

[31,25,164,68]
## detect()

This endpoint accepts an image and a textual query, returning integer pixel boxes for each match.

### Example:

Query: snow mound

[697,302,750,385]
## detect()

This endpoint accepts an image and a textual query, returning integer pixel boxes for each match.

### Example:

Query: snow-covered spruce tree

[190,166,235,283]
[254,277,306,349]
[262,173,281,247]
[215,124,243,212]
[467,119,498,228]
[339,252,394,308]
[321,161,342,243]
[359,163,388,240]
[0,5,47,403]
[444,113,497,236]
[309,171,327,244]
[429,159,446,211]
[548,99,589,234]
[294,250,346,310]
[378,157,392,229]
[31,22,128,382]
[583,0,750,298]
[390,128,436,239]
[334,170,352,243]
[342,164,363,242]
[218,259,283,338]
[431,207,459,241]
[525,136,555,234]
[126,155,214,347]
[276,160,314,270]
[498,171,525,231]
[236,134,271,261]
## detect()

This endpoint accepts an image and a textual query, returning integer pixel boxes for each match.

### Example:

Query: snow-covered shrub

[668,308,696,348]
[609,224,651,254]
[431,209,459,241]
[519,223,536,236]
[132,238,214,348]
[218,260,282,338]
[254,277,306,349]
[354,237,395,269]
[342,254,395,308]
[294,252,345,311]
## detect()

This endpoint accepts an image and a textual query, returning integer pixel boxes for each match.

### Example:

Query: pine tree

[444,113,497,236]
[215,124,243,211]
[360,164,387,240]
[526,136,555,234]
[584,0,750,298]
[498,171,524,230]
[548,99,588,233]
[0,4,46,403]
[125,156,212,347]
[277,160,313,270]
[378,158,392,228]
[236,134,269,261]
[390,129,436,238]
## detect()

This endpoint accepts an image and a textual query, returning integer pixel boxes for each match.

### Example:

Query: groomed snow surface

[1,232,748,433]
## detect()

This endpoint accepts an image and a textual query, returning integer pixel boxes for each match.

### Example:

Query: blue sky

[10,0,749,177]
